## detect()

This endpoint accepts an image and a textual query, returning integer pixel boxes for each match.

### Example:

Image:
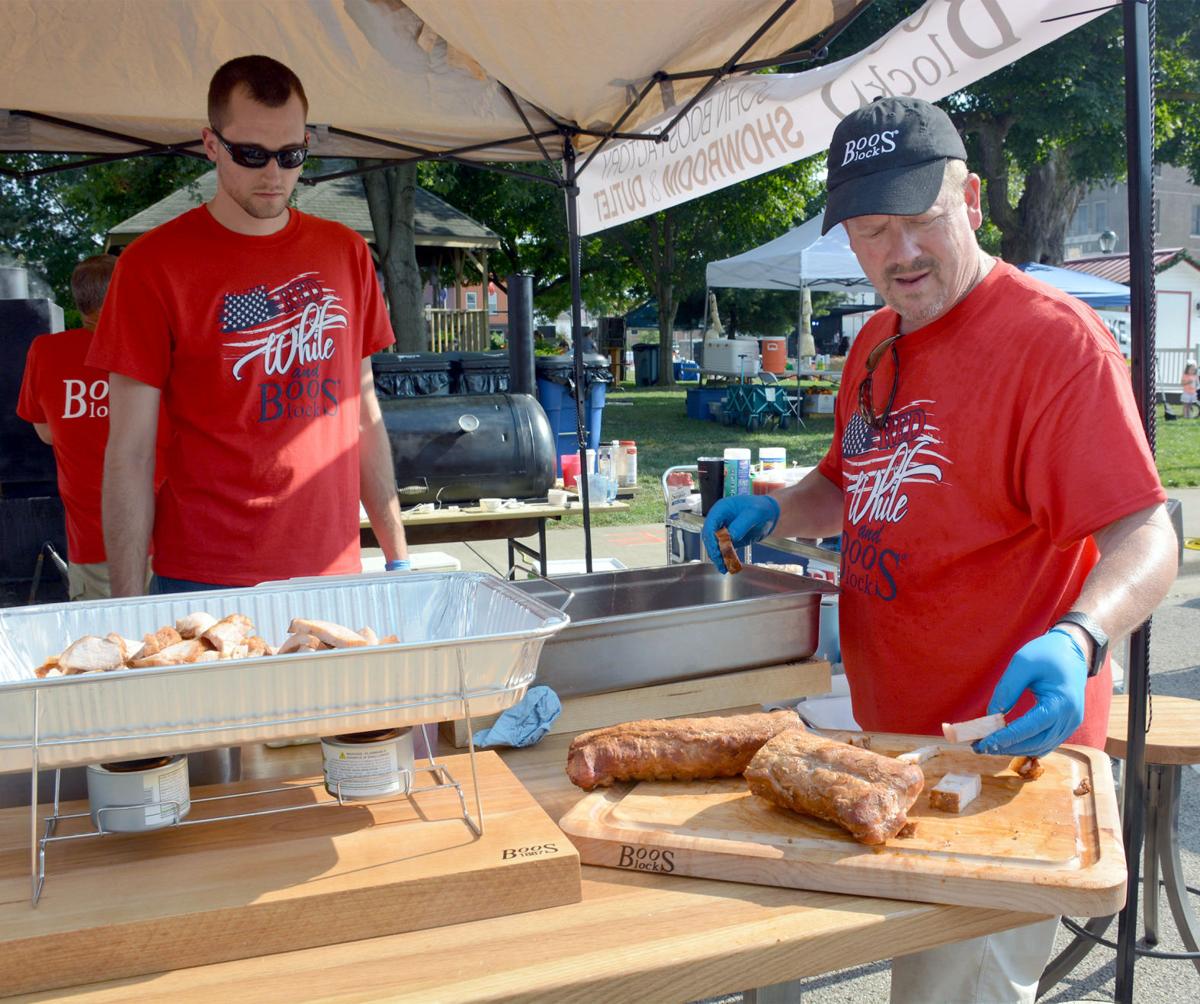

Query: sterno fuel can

[320,728,414,801]
[86,755,191,833]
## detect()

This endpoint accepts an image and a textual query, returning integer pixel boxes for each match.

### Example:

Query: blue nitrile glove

[472,686,562,748]
[973,628,1088,758]
[385,558,412,571]
[701,495,780,573]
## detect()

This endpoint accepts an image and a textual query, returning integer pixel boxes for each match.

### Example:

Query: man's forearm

[771,468,845,540]
[103,448,154,596]
[1073,502,1178,642]
[359,415,407,562]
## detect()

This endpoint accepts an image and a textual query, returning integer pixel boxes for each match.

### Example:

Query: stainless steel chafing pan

[512,563,836,698]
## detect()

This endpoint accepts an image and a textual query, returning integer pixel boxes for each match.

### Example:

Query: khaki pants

[890,917,1060,1004]
[67,561,111,601]
[67,561,153,600]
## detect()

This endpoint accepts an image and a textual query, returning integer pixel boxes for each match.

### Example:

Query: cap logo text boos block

[842,129,899,166]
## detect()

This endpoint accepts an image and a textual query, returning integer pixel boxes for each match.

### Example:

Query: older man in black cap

[703,96,1176,1003]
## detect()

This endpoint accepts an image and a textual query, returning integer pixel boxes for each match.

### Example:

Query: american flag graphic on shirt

[842,413,876,458]
[220,285,281,332]
[222,271,349,381]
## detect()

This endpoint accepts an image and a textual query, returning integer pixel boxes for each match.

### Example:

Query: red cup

[753,479,786,496]
[560,453,581,488]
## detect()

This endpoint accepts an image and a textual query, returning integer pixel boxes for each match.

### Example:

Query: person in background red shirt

[88,55,408,595]
[17,255,120,600]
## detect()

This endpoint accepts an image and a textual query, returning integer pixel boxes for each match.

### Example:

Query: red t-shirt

[17,328,110,563]
[818,261,1165,749]
[88,206,394,586]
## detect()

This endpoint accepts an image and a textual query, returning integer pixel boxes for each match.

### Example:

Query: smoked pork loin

[745,729,925,844]
[566,710,802,790]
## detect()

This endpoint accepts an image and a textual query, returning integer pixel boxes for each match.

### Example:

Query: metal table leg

[1143,765,1163,945]
[1156,764,1200,975]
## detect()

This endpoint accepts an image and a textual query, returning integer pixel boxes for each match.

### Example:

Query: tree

[420,161,643,319]
[824,1,1200,264]
[0,154,208,321]
[362,162,426,352]
[426,156,823,384]
[600,163,824,383]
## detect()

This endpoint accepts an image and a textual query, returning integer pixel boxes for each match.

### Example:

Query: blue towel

[472,685,562,748]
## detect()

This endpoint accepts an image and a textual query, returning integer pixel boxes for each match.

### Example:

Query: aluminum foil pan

[0,572,568,772]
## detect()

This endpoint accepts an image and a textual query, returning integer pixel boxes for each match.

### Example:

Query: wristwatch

[1054,611,1109,678]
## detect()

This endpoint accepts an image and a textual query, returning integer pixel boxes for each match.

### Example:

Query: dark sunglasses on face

[858,332,904,431]
[209,126,308,169]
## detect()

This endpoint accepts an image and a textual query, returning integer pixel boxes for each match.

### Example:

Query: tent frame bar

[1116,0,1155,1000]
[499,84,564,180]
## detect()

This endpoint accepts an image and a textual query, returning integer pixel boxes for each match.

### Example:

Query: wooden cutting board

[558,733,1124,917]
[0,751,580,997]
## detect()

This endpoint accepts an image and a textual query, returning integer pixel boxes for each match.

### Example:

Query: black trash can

[371,352,454,398]
[633,343,660,386]
[455,352,510,394]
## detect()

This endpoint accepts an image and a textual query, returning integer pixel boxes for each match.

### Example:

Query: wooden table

[26,728,1048,1003]
[361,501,630,577]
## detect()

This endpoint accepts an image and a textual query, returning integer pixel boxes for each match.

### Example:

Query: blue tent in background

[1017,262,1130,308]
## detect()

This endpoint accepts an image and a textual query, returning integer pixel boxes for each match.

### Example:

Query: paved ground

[397,489,1200,1002]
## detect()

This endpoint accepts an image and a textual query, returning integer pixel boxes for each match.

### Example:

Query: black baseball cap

[822,97,967,234]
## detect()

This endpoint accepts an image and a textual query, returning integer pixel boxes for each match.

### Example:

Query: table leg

[539,517,548,577]
[1143,765,1163,946]
[1038,915,1114,995]
[1157,765,1200,975]
[506,538,516,580]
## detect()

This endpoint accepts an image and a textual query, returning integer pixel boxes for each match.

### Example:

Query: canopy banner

[578,0,1109,234]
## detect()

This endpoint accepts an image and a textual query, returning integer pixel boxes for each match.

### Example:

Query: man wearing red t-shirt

[88,55,408,595]
[704,99,1176,1003]
[17,255,120,599]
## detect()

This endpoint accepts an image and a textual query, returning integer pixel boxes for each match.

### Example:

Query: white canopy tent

[0,0,865,163]
[705,212,868,292]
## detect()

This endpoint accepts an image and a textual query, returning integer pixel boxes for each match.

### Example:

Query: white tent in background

[705,213,869,292]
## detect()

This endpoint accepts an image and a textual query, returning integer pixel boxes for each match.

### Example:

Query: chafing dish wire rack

[0,572,568,905]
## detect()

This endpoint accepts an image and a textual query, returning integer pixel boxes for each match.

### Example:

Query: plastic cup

[697,457,725,515]
[560,452,581,488]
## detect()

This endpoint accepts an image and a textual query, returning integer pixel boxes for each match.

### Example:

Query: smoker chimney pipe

[507,273,535,396]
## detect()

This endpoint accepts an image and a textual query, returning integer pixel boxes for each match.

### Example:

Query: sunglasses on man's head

[209,126,308,169]
[857,332,904,431]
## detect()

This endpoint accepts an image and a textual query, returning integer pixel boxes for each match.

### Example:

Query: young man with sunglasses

[703,97,1175,1003]
[88,55,408,594]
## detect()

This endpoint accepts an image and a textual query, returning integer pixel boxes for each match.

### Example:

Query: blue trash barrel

[535,353,612,474]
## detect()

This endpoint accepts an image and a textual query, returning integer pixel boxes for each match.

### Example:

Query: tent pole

[563,136,593,573]
[1115,1,1156,1000]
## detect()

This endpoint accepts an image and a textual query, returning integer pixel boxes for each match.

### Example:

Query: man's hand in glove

[702,495,780,574]
[973,628,1088,758]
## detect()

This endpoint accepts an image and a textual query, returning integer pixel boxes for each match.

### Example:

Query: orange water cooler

[759,337,787,374]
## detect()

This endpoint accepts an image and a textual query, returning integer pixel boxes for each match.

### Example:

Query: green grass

[1154,405,1200,488]
[556,381,836,526]
[559,388,1200,526]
